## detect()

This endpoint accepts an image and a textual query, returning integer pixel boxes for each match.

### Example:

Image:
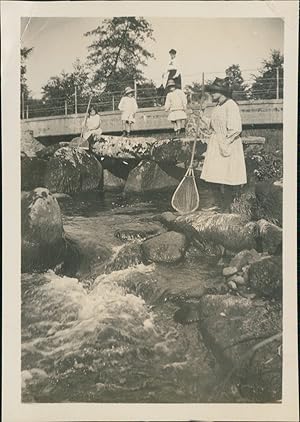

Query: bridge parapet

[21,99,283,139]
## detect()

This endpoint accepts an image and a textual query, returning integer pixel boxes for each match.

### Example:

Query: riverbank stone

[170,210,258,253]
[21,188,67,272]
[229,249,261,271]
[115,221,165,242]
[124,160,178,194]
[21,155,47,191]
[141,231,188,263]
[257,219,282,255]
[222,266,238,277]
[45,147,103,194]
[248,255,282,299]
[21,130,45,157]
[199,294,282,402]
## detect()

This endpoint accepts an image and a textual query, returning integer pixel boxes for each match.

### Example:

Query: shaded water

[22,189,224,403]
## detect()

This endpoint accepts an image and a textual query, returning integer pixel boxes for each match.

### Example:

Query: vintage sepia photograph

[2,1,299,421]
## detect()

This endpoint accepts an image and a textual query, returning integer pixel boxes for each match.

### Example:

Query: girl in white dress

[200,77,247,209]
[118,87,138,137]
[82,106,103,141]
[164,79,187,137]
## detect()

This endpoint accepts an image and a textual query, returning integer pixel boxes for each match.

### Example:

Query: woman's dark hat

[206,77,232,97]
[169,49,177,54]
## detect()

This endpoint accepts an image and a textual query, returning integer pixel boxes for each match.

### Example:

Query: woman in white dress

[118,87,138,137]
[164,79,187,137]
[200,77,247,209]
[82,106,103,141]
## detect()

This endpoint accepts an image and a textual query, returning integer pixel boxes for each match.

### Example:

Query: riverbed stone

[222,266,238,277]
[248,255,282,299]
[21,188,67,272]
[171,210,258,253]
[229,249,261,271]
[103,169,126,191]
[114,221,165,242]
[21,130,45,157]
[45,147,103,194]
[199,294,282,402]
[257,219,282,255]
[141,231,188,263]
[21,155,47,190]
[124,160,178,194]
[228,274,246,286]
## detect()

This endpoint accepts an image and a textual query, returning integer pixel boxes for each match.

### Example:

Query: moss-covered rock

[199,294,282,402]
[248,255,282,299]
[142,231,188,263]
[45,147,103,194]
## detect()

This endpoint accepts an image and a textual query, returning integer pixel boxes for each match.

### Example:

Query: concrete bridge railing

[21,99,283,139]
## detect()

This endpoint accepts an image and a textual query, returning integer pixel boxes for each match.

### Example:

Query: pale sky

[21,17,284,98]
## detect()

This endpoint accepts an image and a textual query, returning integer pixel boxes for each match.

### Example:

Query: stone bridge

[21,99,283,140]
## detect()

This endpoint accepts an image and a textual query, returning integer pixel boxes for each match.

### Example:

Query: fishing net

[171,167,200,214]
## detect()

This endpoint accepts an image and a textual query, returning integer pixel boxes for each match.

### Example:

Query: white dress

[200,99,247,186]
[83,114,102,140]
[118,97,138,123]
[164,89,187,121]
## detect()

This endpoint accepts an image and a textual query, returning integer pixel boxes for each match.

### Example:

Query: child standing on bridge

[118,87,138,137]
[164,79,187,138]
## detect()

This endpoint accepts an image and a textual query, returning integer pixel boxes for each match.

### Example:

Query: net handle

[188,139,197,168]
[80,96,93,140]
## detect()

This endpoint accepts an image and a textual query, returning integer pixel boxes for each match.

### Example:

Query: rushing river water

[22,189,227,403]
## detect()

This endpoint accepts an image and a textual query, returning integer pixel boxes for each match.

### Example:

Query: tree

[250,50,283,99]
[225,64,248,100]
[41,59,90,115]
[136,80,158,108]
[84,17,155,95]
[21,47,33,97]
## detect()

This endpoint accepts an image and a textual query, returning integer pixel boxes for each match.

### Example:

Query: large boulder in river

[36,142,69,160]
[45,147,103,194]
[199,294,282,402]
[170,210,258,253]
[103,169,126,191]
[21,130,45,157]
[124,160,178,193]
[248,255,282,299]
[141,231,188,263]
[257,219,282,255]
[21,155,47,190]
[91,135,156,160]
[21,188,66,272]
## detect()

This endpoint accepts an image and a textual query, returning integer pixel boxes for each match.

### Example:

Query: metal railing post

[276,67,279,99]
[22,91,25,119]
[26,105,29,119]
[134,80,137,100]
[112,95,115,111]
[75,86,78,114]
[65,100,68,115]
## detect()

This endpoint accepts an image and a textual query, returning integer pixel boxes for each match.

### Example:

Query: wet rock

[172,210,258,253]
[155,211,177,226]
[115,222,165,242]
[228,274,246,286]
[103,169,126,191]
[21,130,45,157]
[124,160,178,194]
[257,219,282,255]
[21,188,67,272]
[199,294,282,402]
[229,249,261,271]
[248,256,282,299]
[223,266,238,277]
[174,302,201,325]
[255,181,282,226]
[141,231,188,263]
[36,143,69,160]
[104,242,144,273]
[21,155,47,190]
[227,280,237,290]
[151,137,207,163]
[45,147,103,194]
